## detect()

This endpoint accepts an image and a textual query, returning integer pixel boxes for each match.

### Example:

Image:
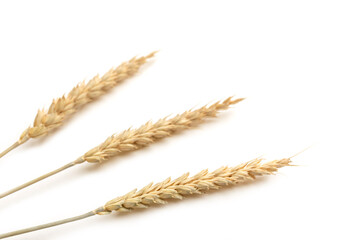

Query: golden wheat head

[96,157,291,214]
[81,97,244,163]
[0,157,293,239]
[18,52,157,143]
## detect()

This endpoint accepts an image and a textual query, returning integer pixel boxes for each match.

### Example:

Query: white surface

[0,1,359,239]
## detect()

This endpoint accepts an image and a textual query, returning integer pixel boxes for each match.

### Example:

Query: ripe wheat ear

[0,97,243,199]
[0,157,292,239]
[0,52,156,159]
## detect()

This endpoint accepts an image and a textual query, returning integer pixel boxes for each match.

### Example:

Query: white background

[0,1,359,239]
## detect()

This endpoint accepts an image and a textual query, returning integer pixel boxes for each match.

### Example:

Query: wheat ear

[0,52,156,159]
[0,157,292,239]
[0,97,243,199]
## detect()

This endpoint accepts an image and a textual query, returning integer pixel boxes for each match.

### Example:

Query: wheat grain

[0,52,156,159]
[0,97,243,199]
[0,157,292,239]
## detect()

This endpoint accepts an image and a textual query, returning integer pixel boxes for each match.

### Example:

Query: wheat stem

[0,52,156,160]
[0,158,291,239]
[0,211,96,239]
[0,141,22,159]
[0,160,79,199]
[0,98,243,199]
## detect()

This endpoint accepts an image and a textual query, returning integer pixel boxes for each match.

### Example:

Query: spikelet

[18,52,156,143]
[81,97,244,163]
[97,158,291,214]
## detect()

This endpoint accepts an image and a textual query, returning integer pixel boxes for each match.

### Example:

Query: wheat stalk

[0,52,156,159]
[0,157,292,239]
[0,97,243,199]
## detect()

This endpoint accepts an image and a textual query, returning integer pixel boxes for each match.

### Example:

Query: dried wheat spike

[0,158,292,239]
[0,52,156,159]
[81,97,244,163]
[18,52,156,143]
[97,157,291,214]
